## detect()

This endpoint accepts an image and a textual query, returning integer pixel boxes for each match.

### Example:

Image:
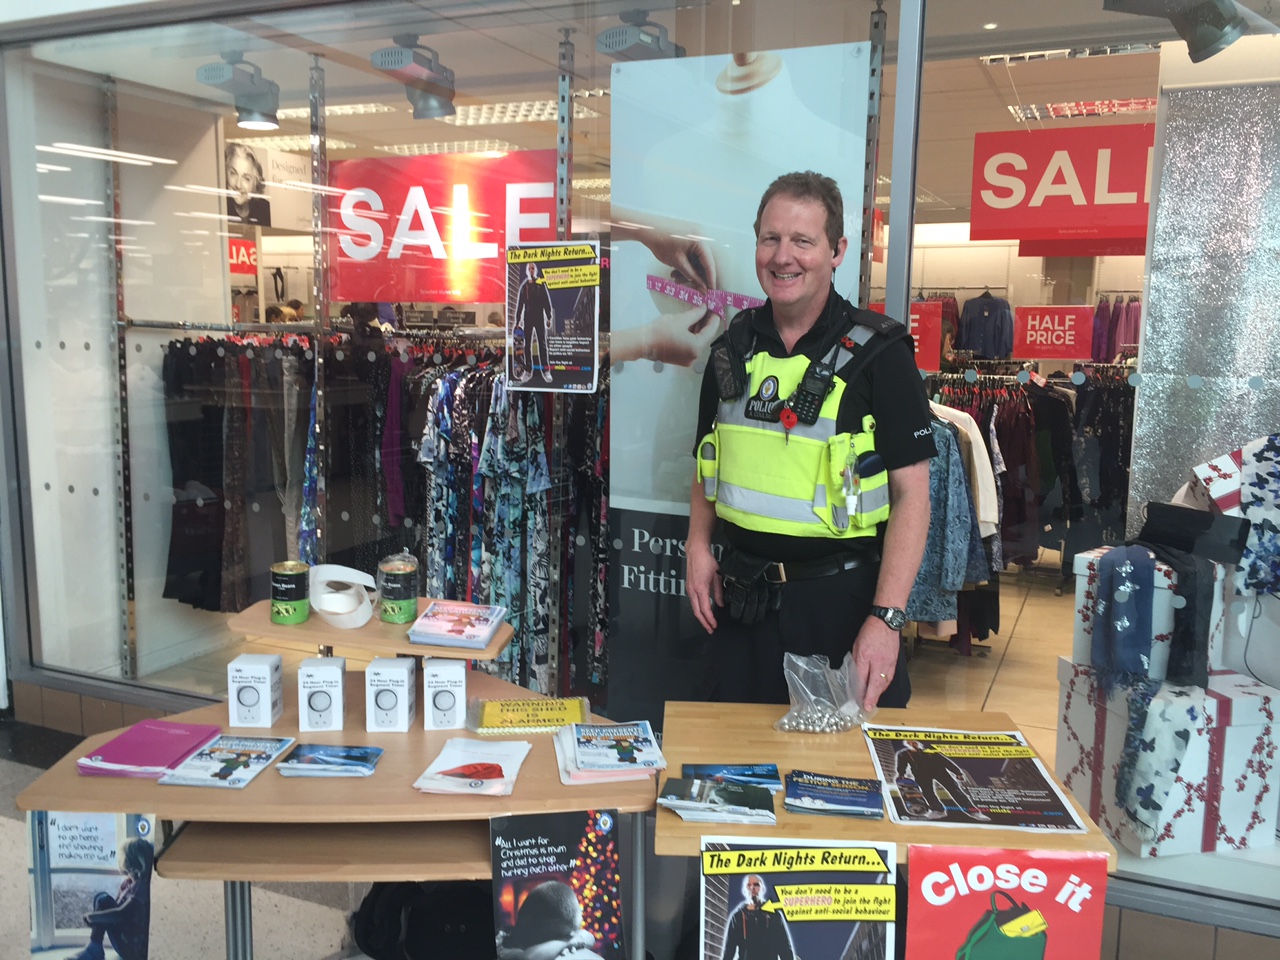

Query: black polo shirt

[693,288,936,563]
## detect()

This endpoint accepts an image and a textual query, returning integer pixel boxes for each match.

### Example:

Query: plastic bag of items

[774,652,876,733]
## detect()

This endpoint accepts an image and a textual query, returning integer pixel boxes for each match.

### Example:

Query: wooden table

[228,598,514,660]
[657,701,1117,869]
[17,670,656,960]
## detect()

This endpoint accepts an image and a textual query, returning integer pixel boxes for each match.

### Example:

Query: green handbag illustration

[955,890,1048,960]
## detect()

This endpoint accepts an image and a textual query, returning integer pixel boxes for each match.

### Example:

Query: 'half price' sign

[1013,305,1092,360]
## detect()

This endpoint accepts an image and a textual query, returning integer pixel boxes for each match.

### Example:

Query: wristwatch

[870,606,908,631]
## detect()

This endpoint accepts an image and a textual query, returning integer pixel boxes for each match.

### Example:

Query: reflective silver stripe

[852,324,875,345]
[854,482,891,515]
[703,476,716,498]
[715,404,838,441]
[717,483,830,526]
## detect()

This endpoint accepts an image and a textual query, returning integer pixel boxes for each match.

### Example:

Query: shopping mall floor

[2,567,1275,959]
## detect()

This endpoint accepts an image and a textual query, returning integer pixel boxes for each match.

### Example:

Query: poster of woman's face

[225,143,272,226]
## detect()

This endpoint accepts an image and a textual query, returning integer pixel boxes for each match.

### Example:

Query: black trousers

[703,562,911,707]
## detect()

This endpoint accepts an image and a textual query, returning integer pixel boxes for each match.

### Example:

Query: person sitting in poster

[514,262,554,384]
[894,739,991,822]
[721,874,794,960]
[496,880,604,960]
[69,838,153,960]
[225,142,272,226]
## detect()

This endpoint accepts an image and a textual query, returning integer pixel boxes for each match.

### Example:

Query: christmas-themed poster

[491,809,626,959]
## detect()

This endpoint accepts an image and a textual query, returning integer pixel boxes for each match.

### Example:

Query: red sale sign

[228,238,257,275]
[971,124,1153,243]
[870,300,943,373]
[906,846,1109,960]
[328,150,557,302]
[1013,305,1092,360]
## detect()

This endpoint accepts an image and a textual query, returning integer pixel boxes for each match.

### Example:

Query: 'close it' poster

[905,846,1108,960]
[607,43,872,727]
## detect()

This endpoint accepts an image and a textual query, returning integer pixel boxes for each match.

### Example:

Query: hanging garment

[957,294,1014,359]
[1089,544,1157,696]
[1237,434,1280,596]
[1090,299,1113,363]
[907,421,973,623]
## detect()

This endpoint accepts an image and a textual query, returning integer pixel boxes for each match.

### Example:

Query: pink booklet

[77,718,221,779]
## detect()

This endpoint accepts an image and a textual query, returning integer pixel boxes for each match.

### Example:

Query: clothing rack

[128,319,313,335]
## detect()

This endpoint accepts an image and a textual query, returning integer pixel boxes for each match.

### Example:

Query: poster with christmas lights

[905,846,1109,960]
[490,809,626,959]
[701,835,896,960]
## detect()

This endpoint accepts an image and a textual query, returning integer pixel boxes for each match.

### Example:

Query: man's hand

[852,615,900,711]
[642,234,718,292]
[612,304,720,366]
[686,542,723,634]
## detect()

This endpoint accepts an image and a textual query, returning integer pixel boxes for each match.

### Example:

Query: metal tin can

[270,561,310,624]
[377,553,419,624]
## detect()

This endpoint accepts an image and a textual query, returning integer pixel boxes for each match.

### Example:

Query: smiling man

[686,171,934,710]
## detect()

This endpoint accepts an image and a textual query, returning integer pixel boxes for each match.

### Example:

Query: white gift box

[1189,449,1245,517]
[1056,657,1280,857]
[1072,546,1229,676]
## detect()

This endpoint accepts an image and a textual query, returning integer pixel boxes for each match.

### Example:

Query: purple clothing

[381,355,411,526]
[1091,299,1113,362]
[1114,299,1142,354]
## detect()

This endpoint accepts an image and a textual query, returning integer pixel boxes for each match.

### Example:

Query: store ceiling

[24,0,1277,223]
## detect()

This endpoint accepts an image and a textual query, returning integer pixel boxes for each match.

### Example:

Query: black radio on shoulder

[710,336,747,401]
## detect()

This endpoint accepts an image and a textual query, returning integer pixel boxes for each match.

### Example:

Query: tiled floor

[905,568,1072,770]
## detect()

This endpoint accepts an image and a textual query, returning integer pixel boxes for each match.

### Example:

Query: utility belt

[719,546,880,625]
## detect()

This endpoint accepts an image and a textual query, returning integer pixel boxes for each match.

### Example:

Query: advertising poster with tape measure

[701,836,897,960]
[506,242,601,393]
[606,42,873,726]
[905,846,1108,960]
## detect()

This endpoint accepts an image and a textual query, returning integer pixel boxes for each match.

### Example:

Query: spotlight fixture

[1102,0,1247,63]
[196,51,280,130]
[371,34,456,120]
[597,10,684,61]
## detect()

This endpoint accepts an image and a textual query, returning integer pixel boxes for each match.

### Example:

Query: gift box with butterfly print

[1072,546,1231,676]
[1056,657,1279,857]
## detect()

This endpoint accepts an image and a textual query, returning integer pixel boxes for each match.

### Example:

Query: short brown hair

[754,171,844,250]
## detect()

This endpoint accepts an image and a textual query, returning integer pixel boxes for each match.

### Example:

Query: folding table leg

[631,812,646,960]
[223,880,254,960]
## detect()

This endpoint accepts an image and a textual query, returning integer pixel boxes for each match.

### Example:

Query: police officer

[686,171,934,710]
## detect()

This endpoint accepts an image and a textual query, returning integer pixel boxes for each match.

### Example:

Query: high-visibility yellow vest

[697,330,891,539]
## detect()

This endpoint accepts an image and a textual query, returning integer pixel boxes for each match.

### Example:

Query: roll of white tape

[309,564,378,629]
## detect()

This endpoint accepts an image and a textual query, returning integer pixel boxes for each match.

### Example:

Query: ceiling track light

[597,10,685,61]
[196,51,281,130]
[371,34,456,120]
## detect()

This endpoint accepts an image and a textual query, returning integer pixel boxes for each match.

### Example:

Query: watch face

[876,607,907,630]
